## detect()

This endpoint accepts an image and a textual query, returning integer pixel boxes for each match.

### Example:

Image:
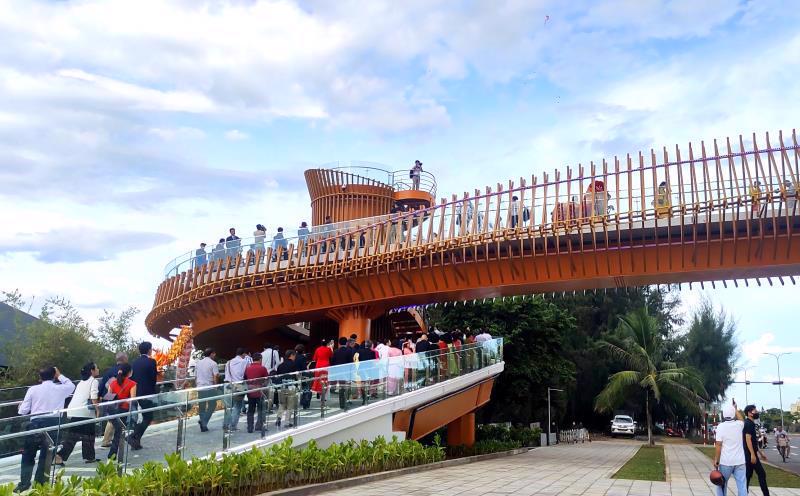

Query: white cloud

[148,127,206,141]
[224,129,249,141]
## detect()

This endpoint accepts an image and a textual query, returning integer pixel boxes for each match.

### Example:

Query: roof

[0,302,38,368]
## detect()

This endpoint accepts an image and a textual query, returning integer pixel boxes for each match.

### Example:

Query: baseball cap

[722,404,736,420]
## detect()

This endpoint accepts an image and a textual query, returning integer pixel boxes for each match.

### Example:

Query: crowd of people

[712,400,792,496]
[12,331,496,492]
[14,342,158,492]
[179,176,797,276]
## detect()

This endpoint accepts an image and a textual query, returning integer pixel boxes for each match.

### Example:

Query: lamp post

[547,387,563,446]
[763,352,791,430]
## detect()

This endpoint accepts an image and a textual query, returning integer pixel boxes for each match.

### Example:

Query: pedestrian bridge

[0,341,502,484]
[146,129,800,353]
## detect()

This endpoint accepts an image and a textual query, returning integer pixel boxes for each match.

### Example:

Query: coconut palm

[594,307,707,445]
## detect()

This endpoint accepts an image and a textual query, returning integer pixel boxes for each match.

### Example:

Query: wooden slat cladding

[305,169,395,225]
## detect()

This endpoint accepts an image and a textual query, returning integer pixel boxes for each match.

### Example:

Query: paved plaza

[324,440,800,496]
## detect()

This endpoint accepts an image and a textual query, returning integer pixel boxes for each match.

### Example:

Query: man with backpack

[262,343,281,374]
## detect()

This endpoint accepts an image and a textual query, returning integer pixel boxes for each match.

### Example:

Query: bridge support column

[327,305,382,342]
[447,412,476,447]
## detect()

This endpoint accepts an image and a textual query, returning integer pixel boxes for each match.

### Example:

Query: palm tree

[594,307,707,445]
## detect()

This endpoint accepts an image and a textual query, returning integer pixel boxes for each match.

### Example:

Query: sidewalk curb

[259,447,532,495]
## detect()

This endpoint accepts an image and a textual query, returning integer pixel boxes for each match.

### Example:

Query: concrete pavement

[322,440,800,496]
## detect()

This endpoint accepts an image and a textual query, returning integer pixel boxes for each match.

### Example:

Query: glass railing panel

[123,390,187,474]
[0,339,504,489]
[182,384,226,460]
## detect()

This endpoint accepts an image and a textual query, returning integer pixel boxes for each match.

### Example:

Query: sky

[0,0,798,410]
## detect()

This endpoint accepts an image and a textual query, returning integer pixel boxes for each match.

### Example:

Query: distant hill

[0,302,38,368]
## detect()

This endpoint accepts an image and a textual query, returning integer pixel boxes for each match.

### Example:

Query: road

[766,442,800,476]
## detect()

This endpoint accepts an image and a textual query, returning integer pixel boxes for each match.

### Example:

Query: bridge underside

[148,214,800,354]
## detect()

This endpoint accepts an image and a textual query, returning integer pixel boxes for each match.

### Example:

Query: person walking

[743,404,770,496]
[298,221,310,254]
[212,238,226,266]
[253,224,266,256]
[509,195,520,228]
[223,348,249,432]
[194,243,208,269]
[293,345,312,409]
[311,339,333,400]
[274,350,298,428]
[99,352,128,448]
[331,337,354,411]
[105,363,136,462]
[272,227,288,260]
[195,348,219,432]
[262,343,281,375]
[243,353,269,433]
[712,401,747,496]
[55,362,100,466]
[15,367,75,492]
[226,227,241,263]
[129,341,157,450]
[784,180,797,215]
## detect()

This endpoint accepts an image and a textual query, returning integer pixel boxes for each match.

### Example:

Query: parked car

[610,415,636,437]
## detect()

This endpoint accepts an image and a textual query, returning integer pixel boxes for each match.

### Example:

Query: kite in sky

[544,15,550,26]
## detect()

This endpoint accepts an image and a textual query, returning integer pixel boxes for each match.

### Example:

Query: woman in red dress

[311,339,334,398]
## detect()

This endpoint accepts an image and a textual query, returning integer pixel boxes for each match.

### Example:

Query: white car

[610,415,636,437]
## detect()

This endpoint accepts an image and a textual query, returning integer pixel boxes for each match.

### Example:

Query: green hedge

[446,439,522,458]
[476,424,542,447]
[1,437,444,496]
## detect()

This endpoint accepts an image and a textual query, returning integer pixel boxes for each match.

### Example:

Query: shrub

[0,437,444,495]
[476,424,541,447]
[447,439,523,458]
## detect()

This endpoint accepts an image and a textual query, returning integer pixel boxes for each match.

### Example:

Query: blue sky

[0,0,798,409]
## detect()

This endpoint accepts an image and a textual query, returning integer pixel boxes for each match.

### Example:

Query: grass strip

[613,445,666,481]
[696,446,800,488]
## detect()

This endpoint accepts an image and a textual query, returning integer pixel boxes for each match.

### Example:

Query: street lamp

[547,387,563,446]
[763,352,791,430]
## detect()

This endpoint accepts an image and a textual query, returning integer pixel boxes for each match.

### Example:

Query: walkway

[323,441,800,496]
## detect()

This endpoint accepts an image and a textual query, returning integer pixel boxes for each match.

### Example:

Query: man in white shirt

[261,344,281,374]
[223,348,249,431]
[16,366,75,492]
[713,401,747,496]
[195,348,219,432]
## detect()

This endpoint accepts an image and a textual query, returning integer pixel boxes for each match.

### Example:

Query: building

[791,398,800,414]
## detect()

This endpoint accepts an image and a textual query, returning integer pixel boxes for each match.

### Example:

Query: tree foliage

[95,306,141,354]
[594,307,708,445]
[681,298,737,402]
[0,291,128,387]
[428,297,576,425]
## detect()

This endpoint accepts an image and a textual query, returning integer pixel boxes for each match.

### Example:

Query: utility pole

[763,352,791,430]
[547,387,563,446]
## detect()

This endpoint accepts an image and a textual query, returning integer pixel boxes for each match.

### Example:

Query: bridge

[146,129,800,353]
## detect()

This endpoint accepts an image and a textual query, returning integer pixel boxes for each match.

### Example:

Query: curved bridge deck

[147,130,800,348]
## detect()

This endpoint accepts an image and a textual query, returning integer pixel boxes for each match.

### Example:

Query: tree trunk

[645,391,654,446]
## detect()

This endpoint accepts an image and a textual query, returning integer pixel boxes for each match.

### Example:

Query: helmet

[710,469,725,487]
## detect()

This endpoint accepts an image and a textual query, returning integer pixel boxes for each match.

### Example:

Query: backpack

[409,169,414,178]
[522,207,530,222]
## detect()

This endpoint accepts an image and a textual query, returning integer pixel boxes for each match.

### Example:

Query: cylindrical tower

[304,167,395,225]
